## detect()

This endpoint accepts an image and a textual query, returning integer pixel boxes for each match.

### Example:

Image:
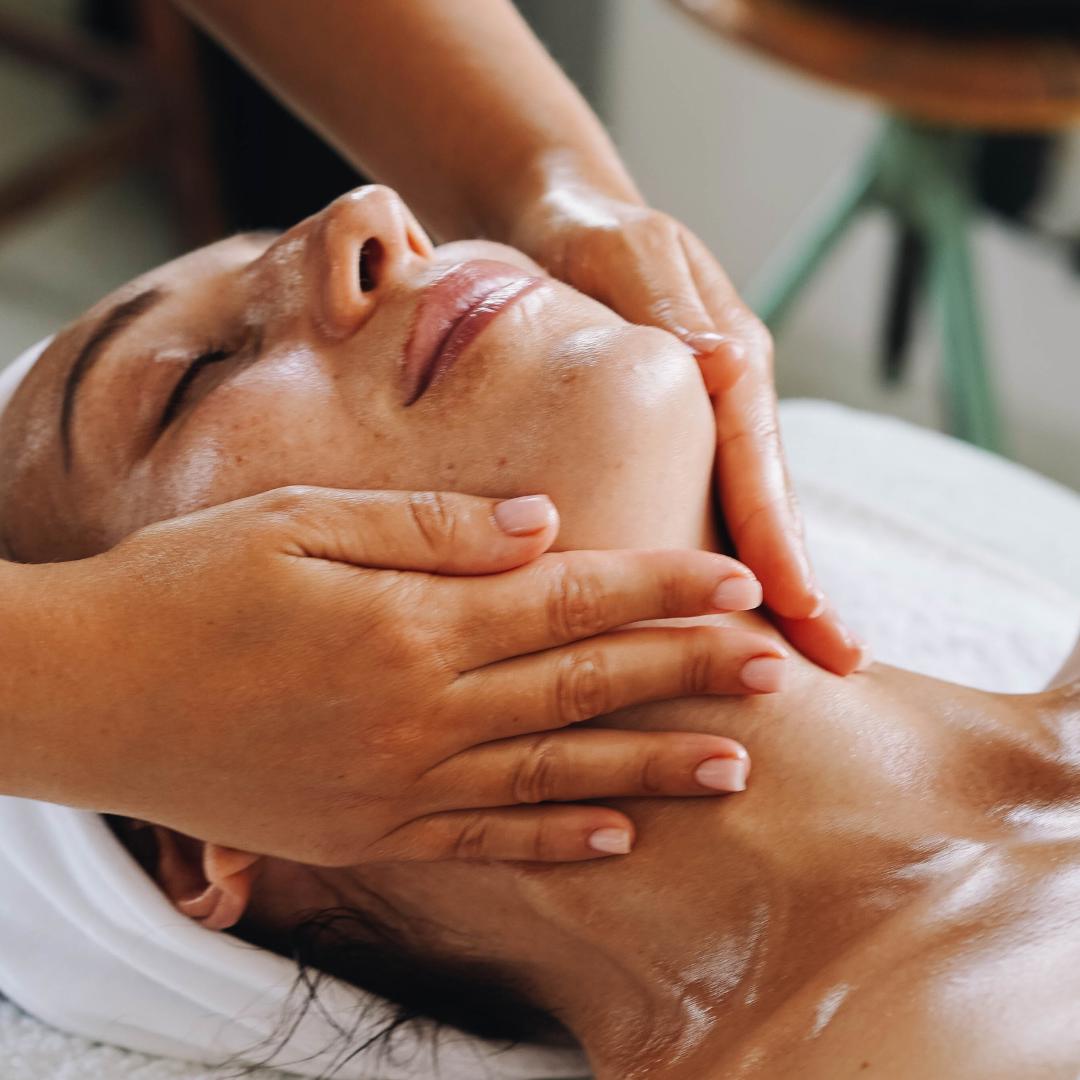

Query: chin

[542,326,716,552]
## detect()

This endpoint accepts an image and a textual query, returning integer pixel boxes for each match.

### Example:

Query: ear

[148,826,262,931]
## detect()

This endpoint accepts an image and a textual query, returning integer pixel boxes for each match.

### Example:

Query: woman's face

[0,186,715,561]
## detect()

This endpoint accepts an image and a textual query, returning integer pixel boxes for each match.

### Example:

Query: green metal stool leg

[751,115,1005,452]
[749,142,881,329]
[876,119,1003,451]
[926,197,1002,452]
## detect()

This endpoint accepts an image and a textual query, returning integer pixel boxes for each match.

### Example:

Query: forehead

[84,232,275,323]
[31,232,272,385]
[22,232,276,422]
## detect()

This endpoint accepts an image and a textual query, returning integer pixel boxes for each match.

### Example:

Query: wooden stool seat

[665,0,1080,451]
[674,0,1080,130]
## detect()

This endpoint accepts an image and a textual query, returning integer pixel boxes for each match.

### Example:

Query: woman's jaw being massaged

[4,186,1080,1079]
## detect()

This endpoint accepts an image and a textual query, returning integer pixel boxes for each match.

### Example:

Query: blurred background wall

[0,0,1076,489]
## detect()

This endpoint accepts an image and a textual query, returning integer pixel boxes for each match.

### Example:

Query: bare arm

[178,0,640,242]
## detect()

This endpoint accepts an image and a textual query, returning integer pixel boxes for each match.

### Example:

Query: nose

[309,185,433,338]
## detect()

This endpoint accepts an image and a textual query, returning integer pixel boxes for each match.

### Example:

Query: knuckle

[511,736,563,804]
[655,212,681,245]
[751,316,774,359]
[407,491,458,557]
[260,484,318,517]
[529,820,560,862]
[547,562,608,639]
[736,312,774,372]
[683,630,720,695]
[657,567,687,619]
[450,815,492,860]
[636,749,667,795]
[553,649,612,723]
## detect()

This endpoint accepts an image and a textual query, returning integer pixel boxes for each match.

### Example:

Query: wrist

[0,558,126,808]
[0,560,59,799]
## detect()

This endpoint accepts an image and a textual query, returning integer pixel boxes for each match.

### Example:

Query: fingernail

[740,655,787,693]
[493,495,555,536]
[684,330,726,356]
[807,587,827,619]
[694,757,748,792]
[587,827,633,855]
[854,642,873,672]
[711,576,762,611]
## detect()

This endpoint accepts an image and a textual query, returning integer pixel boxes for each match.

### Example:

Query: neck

[505,642,1062,1078]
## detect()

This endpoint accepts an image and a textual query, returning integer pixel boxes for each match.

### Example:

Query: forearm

[0,561,107,806]
[179,0,642,241]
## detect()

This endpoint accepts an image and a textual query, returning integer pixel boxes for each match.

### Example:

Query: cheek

[407,324,716,549]
[118,375,415,534]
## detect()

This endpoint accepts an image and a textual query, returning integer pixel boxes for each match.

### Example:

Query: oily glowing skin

[6,190,1080,1078]
[0,187,716,562]
[236,648,1080,1079]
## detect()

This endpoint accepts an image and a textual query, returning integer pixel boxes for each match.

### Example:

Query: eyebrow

[60,287,166,470]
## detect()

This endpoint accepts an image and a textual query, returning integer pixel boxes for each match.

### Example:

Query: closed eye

[159,348,234,432]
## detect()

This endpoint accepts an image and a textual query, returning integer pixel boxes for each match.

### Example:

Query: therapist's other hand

[29,488,771,867]
[511,189,866,676]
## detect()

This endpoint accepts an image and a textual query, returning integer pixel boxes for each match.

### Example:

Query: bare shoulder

[717,839,1080,1080]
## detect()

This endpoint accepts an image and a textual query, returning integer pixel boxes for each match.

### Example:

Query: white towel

[780,400,1080,692]
[0,336,49,415]
[0,339,1076,1079]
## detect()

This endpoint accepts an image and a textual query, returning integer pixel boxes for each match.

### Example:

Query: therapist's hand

[15,487,772,867]
[510,189,867,676]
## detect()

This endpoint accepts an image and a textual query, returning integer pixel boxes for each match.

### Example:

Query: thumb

[253,486,560,575]
[680,231,769,396]
[593,230,744,395]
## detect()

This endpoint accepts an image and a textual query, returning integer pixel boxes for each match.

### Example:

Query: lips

[404,260,543,405]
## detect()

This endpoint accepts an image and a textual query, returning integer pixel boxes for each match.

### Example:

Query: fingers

[680,234,870,674]
[676,232,825,621]
[444,547,765,668]
[250,486,560,575]
[595,218,718,343]
[772,608,869,677]
[424,728,750,812]
[373,805,644,862]
[456,624,787,741]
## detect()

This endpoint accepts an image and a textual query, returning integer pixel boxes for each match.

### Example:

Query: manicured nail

[808,587,829,619]
[740,655,787,693]
[711,575,763,611]
[588,827,633,855]
[685,330,726,356]
[493,495,555,536]
[694,757,748,792]
[854,642,873,671]
[685,331,748,365]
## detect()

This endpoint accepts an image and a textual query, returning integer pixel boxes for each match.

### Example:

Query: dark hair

[103,816,572,1078]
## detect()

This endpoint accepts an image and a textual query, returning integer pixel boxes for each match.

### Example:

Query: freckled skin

[3,189,1079,1079]
[0,194,716,561]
